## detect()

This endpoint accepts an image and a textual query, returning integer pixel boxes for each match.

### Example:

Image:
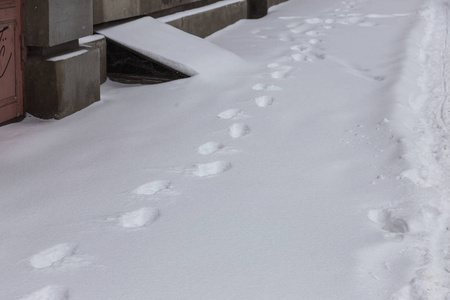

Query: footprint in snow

[198,142,224,155]
[270,66,294,79]
[290,44,312,53]
[229,123,250,138]
[29,244,90,269]
[118,207,159,228]
[367,208,409,241]
[19,286,69,300]
[192,161,232,177]
[291,53,313,62]
[308,38,321,45]
[255,95,274,107]
[267,63,281,68]
[278,33,295,42]
[292,53,325,62]
[133,180,171,196]
[252,83,282,91]
[286,21,302,28]
[217,108,242,120]
[290,26,306,34]
[305,30,321,37]
[305,18,323,24]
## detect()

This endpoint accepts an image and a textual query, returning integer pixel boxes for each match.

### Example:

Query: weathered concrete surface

[268,0,288,8]
[93,0,204,24]
[164,1,247,38]
[24,0,93,47]
[26,47,100,119]
[248,0,267,19]
[80,35,108,84]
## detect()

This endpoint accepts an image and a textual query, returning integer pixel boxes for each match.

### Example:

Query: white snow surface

[3,0,450,299]
[47,49,89,62]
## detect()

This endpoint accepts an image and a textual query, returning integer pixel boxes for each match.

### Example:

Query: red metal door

[0,0,23,124]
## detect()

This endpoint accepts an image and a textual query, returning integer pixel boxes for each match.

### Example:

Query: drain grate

[106,40,189,84]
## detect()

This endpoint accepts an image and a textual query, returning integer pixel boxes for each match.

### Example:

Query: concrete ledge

[268,0,288,8]
[80,35,108,84]
[159,0,247,38]
[26,47,100,119]
[93,0,204,25]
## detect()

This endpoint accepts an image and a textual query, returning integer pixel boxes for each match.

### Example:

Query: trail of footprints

[250,1,391,82]
[22,2,388,298]
[21,73,284,300]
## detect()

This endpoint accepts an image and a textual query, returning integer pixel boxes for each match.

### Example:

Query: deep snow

[2,0,450,299]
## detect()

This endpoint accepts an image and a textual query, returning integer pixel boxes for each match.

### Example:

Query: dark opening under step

[106,40,189,84]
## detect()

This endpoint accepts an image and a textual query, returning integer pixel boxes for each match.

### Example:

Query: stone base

[80,35,107,84]
[161,0,247,38]
[26,46,100,119]
[248,0,267,19]
[268,0,288,8]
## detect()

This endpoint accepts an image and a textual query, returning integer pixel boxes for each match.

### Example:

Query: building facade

[0,0,286,124]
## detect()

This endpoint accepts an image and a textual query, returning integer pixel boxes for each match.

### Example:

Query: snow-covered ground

[2,0,450,299]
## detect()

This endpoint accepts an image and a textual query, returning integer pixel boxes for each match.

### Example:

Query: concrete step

[96,16,244,77]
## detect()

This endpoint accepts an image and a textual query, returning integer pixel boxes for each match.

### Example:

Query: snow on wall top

[96,17,243,76]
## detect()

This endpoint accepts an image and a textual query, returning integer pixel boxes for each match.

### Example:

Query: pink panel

[0,0,23,124]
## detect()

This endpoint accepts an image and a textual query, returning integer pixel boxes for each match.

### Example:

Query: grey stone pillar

[24,0,101,119]
[247,0,267,19]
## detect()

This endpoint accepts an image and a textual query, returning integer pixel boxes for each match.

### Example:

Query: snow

[47,49,89,62]
[198,142,224,155]
[2,0,450,299]
[117,207,159,228]
[79,35,105,44]
[133,180,171,195]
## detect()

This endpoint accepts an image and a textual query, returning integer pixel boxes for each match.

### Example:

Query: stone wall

[163,1,247,38]
[22,0,288,120]
[93,0,288,25]
[93,0,218,24]
[268,0,287,8]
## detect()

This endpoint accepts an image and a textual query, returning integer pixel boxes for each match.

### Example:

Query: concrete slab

[158,0,247,38]
[96,16,243,76]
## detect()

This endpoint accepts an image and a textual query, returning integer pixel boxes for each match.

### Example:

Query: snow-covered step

[96,16,243,76]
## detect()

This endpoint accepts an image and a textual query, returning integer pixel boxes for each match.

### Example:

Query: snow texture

[19,286,68,300]
[29,244,77,269]
[3,0,450,299]
[118,207,159,228]
[133,180,171,195]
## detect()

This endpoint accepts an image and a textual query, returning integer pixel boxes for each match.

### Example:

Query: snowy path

[2,0,450,299]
